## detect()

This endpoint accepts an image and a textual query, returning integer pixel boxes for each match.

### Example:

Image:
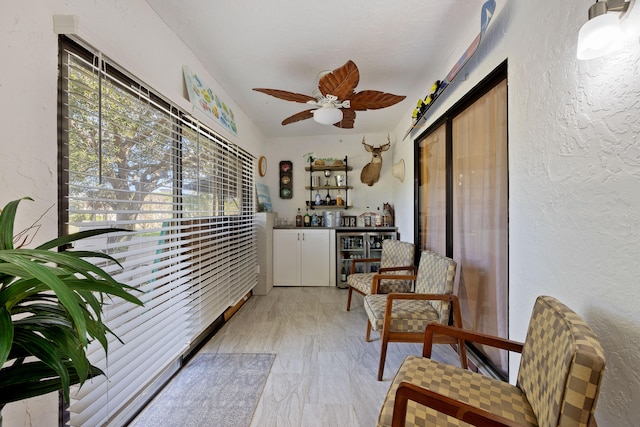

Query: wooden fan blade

[318,60,359,101]
[333,109,356,129]
[282,109,315,125]
[253,88,317,104]
[348,90,406,110]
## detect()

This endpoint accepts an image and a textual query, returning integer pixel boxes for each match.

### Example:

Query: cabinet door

[300,230,330,286]
[273,230,301,286]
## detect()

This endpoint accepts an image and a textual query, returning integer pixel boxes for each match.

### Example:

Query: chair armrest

[384,293,459,322]
[392,381,529,427]
[378,265,417,275]
[422,323,524,358]
[370,274,417,294]
[349,257,381,274]
[386,292,453,302]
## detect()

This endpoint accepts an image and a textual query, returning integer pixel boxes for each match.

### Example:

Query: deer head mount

[360,135,391,186]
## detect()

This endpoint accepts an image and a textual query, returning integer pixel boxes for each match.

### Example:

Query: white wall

[262,133,406,235]
[0,1,265,425]
[391,1,640,426]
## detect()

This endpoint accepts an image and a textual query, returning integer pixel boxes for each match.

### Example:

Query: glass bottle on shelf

[341,264,347,282]
[296,208,303,227]
[315,190,322,205]
[325,190,331,205]
[383,205,391,226]
[364,207,372,227]
[304,208,310,227]
[336,190,343,206]
[375,207,383,226]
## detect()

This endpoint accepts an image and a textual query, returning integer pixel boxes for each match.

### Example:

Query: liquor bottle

[375,207,383,227]
[383,205,391,227]
[325,191,331,205]
[336,190,343,206]
[304,208,310,227]
[364,206,372,227]
[341,264,347,282]
[311,212,318,227]
[295,208,303,227]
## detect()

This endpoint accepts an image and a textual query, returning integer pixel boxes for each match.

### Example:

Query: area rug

[129,353,275,427]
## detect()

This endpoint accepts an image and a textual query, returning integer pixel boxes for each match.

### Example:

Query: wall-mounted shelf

[306,156,352,210]
[304,185,354,190]
[304,165,354,172]
[305,203,352,209]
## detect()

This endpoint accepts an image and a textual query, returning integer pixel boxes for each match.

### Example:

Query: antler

[381,133,391,150]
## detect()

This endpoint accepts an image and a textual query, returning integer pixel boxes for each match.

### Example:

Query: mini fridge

[336,230,397,288]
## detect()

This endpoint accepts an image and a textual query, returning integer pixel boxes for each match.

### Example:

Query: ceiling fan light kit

[313,106,343,125]
[253,60,405,128]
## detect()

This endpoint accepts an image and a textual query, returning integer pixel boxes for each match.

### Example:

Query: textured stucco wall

[392,1,640,425]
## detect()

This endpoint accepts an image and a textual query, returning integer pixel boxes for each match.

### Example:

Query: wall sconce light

[577,0,636,60]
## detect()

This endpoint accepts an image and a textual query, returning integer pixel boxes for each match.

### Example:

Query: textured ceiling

[145,0,487,138]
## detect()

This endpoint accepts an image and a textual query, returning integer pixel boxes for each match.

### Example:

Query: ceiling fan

[253,60,406,128]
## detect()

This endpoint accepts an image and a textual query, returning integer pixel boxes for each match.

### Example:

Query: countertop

[273,226,397,232]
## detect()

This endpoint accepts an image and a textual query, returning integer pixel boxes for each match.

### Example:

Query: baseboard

[224,291,252,321]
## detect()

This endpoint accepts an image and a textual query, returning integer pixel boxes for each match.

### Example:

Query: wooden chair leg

[377,335,389,381]
[366,320,372,342]
[458,339,468,369]
[346,287,353,311]
[450,296,468,369]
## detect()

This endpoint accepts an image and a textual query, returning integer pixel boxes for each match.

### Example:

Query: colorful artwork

[256,183,272,212]
[183,65,238,135]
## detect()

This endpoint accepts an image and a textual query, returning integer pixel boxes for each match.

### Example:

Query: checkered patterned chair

[346,240,416,311]
[378,295,606,427]
[364,250,466,380]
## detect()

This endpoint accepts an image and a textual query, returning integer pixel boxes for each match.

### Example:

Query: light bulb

[313,107,343,125]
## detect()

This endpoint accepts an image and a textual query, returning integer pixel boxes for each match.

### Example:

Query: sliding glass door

[416,64,508,377]
[418,124,447,255]
[452,79,508,375]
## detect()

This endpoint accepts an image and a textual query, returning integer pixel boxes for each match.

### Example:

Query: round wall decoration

[258,156,267,177]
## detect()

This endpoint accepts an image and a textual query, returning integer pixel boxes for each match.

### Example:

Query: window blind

[59,38,256,426]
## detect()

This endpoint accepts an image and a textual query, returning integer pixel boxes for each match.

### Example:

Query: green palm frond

[0,197,144,408]
[0,360,104,405]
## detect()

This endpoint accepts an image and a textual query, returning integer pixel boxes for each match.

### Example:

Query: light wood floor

[197,286,460,427]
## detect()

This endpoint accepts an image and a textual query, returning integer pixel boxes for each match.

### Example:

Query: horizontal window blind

[59,38,256,427]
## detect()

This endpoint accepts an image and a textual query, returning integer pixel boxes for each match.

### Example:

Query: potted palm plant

[0,197,143,419]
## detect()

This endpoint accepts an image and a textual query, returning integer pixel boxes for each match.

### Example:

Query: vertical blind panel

[61,41,256,427]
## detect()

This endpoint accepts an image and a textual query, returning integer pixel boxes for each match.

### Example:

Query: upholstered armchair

[378,295,606,427]
[346,240,416,311]
[364,250,466,380]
